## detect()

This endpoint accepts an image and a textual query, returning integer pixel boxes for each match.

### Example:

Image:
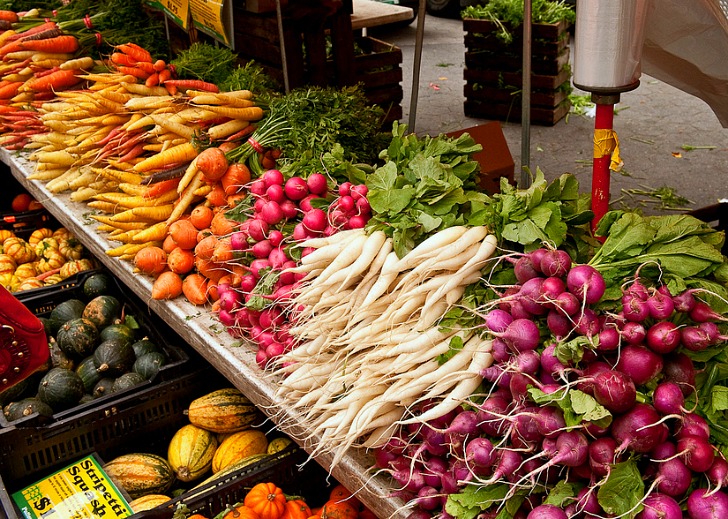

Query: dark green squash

[93,339,135,377]
[76,356,102,394]
[99,323,135,347]
[82,295,121,330]
[112,372,146,392]
[49,299,86,323]
[0,376,34,407]
[133,352,166,380]
[4,397,54,421]
[79,394,95,404]
[49,339,75,370]
[39,316,64,337]
[56,318,98,359]
[131,338,160,358]
[37,367,85,411]
[83,272,112,299]
[93,377,115,398]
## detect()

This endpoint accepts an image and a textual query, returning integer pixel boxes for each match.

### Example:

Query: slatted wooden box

[463,18,572,126]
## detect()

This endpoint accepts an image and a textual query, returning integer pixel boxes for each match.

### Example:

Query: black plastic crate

[1,269,191,428]
[0,164,56,239]
[132,445,330,519]
[0,367,228,519]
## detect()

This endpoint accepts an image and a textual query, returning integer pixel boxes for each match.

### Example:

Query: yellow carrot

[91,167,144,185]
[27,168,66,181]
[177,157,198,194]
[60,56,95,70]
[197,105,264,120]
[149,113,194,140]
[131,221,167,243]
[91,214,148,230]
[167,172,203,225]
[31,150,78,166]
[207,119,249,141]
[125,114,155,132]
[133,142,198,173]
[106,241,162,257]
[110,204,176,223]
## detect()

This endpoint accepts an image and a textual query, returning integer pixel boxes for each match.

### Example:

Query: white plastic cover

[641,0,728,127]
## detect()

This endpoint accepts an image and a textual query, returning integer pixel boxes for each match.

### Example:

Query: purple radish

[535,406,566,438]
[625,279,650,300]
[663,352,697,396]
[616,345,664,385]
[546,310,572,339]
[422,456,447,487]
[415,486,441,511]
[553,291,580,316]
[687,488,728,519]
[690,301,727,323]
[622,292,650,322]
[476,396,511,437]
[589,437,618,477]
[646,321,681,354]
[519,431,589,484]
[596,325,620,352]
[481,448,523,485]
[678,413,711,441]
[539,249,571,278]
[673,289,697,313]
[612,403,668,454]
[514,255,540,283]
[576,361,612,395]
[636,494,683,519]
[497,318,541,352]
[654,457,693,497]
[484,309,514,333]
[681,325,716,352]
[540,343,566,380]
[652,382,685,415]
[540,277,566,306]
[574,308,601,337]
[646,289,675,320]
[677,434,716,473]
[526,505,567,519]
[621,321,647,345]
[592,370,637,413]
[519,278,548,316]
[566,264,605,304]
[707,456,728,492]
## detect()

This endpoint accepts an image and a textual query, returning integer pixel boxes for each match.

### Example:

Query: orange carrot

[115,66,149,80]
[135,61,156,75]
[20,35,80,54]
[157,68,171,84]
[0,10,18,23]
[163,79,219,93]
[116,42,153,63]
[153,59,166,72]
[0,81,22,99]
[143,177,180,198]
[151,270,183,299]
[22,69,80,92]
[182,273,209,305]
[144,71,159,87]
[0,40,24,56]
[164,82,177,96]
[110,52,137,67]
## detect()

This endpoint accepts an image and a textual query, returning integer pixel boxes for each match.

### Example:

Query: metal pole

[275,0,290,93]
[520,0,532,186]
[408,0,427,132]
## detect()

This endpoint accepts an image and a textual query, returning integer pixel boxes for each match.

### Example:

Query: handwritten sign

[12,454,132,519]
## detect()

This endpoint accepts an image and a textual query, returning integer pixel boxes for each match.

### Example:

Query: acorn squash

[37,367,85,411]
[56,318,98,359]
[93,339,135,377]
[82,295,121,329]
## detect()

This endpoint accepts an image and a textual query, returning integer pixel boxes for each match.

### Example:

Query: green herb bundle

[219,61,280,94]
[170,42,237,86]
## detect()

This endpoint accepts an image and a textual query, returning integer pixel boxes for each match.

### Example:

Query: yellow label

[190,0,230,46]
[593,128,623,173]
[165,0,190,29]
[12,454,132,519]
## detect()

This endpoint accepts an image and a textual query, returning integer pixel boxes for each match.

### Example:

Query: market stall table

[0,149,407,519]
[351,0,414,30]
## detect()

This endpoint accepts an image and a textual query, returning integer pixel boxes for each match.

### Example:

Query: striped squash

[211,429,268,474]
[128,494,172,513]
[187,387,260,434]
[167,424,218,482]
[103,453,175,499]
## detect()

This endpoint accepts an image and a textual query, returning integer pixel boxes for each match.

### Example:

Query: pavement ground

[366,15,728,215]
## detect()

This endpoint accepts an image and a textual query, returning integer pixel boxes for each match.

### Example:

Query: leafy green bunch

[364,121,490,258]
[462,0,575,42]
[170,42,238,86]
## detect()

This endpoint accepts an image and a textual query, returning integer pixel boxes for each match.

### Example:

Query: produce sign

[12,454,132,518]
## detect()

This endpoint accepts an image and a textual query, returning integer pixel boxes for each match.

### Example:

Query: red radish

[279,199,298,219]
[249,179,266,195]
[348,215,367,229]
[338,181,352,196]
[337,195,355,212]
[284,176,309,200]
[249,258,272,278]
[268,230,284,247]
[230,231,248,251]
[355,197,371,215]
[251,239,273,259]
[350,183,368,200]
[302,208,327,232]
[268,247,288,269]
[239,274,257,293]
[247,219,269,241]
[260,201,285,225]
[299,194,320,212]
[262,169,284,187]
[266,183,286,203]
[307,173,328,195]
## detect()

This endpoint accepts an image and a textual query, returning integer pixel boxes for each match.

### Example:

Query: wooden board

[464,98,571,126]
[351,0,414,29]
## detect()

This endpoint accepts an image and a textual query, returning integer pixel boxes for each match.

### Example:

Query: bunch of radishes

[376,247,728,519]
[215,169,372,368]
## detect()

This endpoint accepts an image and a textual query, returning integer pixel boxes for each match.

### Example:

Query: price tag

[12,454,133,519]
[145,0,190,29]
[189,0,233,47]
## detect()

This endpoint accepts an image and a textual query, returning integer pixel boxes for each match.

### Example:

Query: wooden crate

[462,17,572,125]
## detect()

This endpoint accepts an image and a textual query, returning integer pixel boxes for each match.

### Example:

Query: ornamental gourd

[0,230,14,243]
[59,237,83,260]
[60,258,94,279]
[52,227,72,241]
[167,424,218,482]
[222,505,259,519]
[34,237,59,259]
[16,278,44,292]
[37,249,65,273]
[0,254,15,274]
[244,482,286,519]
[13,262,37,281]
[3,237,36,264]
[28,227,53,246]
[281,499,312,519]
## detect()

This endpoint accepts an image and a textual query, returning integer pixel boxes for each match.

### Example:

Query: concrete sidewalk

[368,15,728,213]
